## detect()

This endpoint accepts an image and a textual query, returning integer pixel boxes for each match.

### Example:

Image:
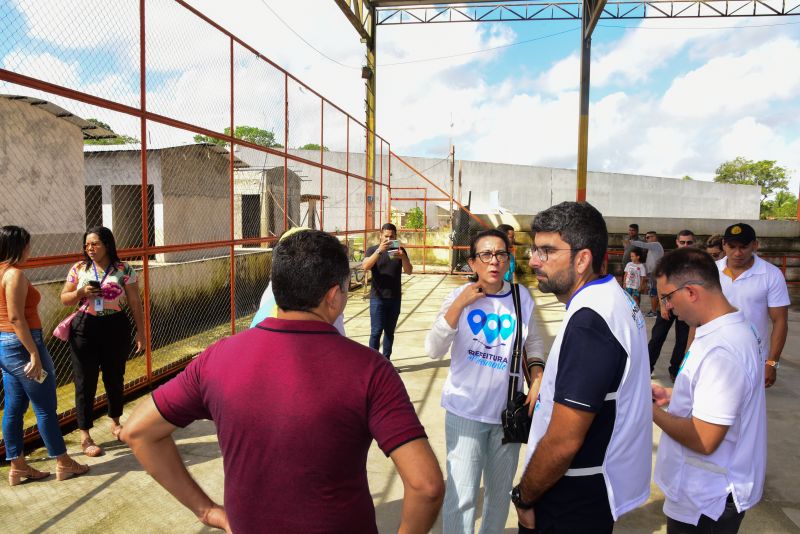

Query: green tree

[713,157,789,202]
[762,191,798,219]
[406,207,424,229]
[682,175,693,180]
[297,143,329,151]
[83,118,139,145]
[194,125,282,148]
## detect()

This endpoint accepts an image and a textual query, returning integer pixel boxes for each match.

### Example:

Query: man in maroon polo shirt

[122,230,444,533]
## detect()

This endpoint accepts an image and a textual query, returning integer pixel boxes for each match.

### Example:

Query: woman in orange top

[0,226,88,485]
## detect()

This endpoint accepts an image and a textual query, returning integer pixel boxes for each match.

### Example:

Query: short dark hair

[0,226,31,265]
[646,231,657,237]
[469,229,510,259]
[496,224,514,234]
[706,234,723,249]
[83,226,121,269]
[532,202,607,274]
[381,223,397,233]
[272,230,350,311]
[630,247,643,259]
[629,223,639,231]
[654,247,721,291]
[677,229,695,238]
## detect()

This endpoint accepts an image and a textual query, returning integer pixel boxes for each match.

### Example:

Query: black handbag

[501,283,532,444]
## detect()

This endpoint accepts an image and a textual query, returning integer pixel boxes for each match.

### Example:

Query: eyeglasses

[677,239,695,246]
[529,245,578,262]
[84,242,103,250]
[659,281,703,307]
[475,251,510,263]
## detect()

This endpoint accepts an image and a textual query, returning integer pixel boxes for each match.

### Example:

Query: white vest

[524,276,652,520]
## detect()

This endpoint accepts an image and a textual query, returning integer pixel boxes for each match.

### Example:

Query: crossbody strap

[506,283,526,404]
[78,262,112,312]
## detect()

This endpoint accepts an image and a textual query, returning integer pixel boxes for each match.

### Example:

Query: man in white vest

[652,247,766,533]
[512,202,651,533]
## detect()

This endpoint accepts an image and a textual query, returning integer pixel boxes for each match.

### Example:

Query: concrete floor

[1,274,798,533]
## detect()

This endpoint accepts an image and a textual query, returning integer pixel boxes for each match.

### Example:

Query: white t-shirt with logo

[655,310,766,525]
[623,262,647,290]
[716,255,790,357]
[425,282,544,424]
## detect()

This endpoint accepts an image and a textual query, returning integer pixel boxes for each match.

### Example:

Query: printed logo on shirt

[467,309,516,348]
[623,291,646,330]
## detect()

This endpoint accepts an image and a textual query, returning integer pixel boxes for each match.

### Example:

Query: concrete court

[1,273,798,533]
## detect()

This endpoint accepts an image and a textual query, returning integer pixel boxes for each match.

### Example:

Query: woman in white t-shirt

[426,229,545,534]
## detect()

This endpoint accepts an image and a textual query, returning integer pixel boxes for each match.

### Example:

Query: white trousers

[443,411,521,534]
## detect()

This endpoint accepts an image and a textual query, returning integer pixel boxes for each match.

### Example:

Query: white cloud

[3,1,799,197]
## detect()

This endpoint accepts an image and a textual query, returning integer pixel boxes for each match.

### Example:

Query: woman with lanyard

[425,228,545,534]
[60,226,145,457]
[1,226,89,484]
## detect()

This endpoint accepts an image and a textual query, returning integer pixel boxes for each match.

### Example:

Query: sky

[2,0,799,196]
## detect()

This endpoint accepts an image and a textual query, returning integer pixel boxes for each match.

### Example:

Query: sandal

[8,465,50,486]
[81,439,104,458]
[56,458,89,481]
[111,425,124,443]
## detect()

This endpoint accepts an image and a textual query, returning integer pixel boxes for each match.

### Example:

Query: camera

[388,239,400,250]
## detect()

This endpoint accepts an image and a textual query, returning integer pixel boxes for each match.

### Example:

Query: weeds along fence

[0,0,488,451]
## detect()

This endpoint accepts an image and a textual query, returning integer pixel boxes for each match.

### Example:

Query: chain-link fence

[0,0,394,453]
[388,152,490,275]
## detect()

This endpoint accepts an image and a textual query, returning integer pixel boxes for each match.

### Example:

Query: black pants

[69,312,131,430]
[648,311,689,376]
[667,495,745,533]
[519,474,614,534]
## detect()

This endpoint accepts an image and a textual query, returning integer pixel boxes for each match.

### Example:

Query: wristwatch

[511,485,535,510]
[765,360,780,369]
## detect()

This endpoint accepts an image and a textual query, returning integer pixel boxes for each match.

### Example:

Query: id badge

[94,296,104,313]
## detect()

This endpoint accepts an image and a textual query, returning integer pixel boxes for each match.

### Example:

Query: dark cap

[723,223,757,244]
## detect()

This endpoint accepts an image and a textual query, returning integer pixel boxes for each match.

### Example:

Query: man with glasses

[629,231,665,317]
[717,223,789,388]
[651,247,765,533]
[513,202,651,534]
[648,229,696,378]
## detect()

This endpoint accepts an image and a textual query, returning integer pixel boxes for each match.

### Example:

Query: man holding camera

[363,223,413,360]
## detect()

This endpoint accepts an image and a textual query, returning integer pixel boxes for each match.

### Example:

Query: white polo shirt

[716,255,790,358]
[654,310,766,526]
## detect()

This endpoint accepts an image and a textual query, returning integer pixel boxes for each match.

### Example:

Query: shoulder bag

[501,283,533,444]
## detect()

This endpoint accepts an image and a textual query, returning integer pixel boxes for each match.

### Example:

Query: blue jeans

[369,298,401,359]
[0,330,67,459]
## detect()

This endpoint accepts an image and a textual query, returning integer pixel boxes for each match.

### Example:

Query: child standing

[623,248,647,307]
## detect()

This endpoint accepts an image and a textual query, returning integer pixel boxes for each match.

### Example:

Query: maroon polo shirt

[152,318,426,533]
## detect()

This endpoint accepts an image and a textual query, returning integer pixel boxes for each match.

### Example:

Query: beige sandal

[81,439,104,458]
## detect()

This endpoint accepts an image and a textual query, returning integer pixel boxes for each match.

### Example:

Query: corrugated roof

[1,94,117,139]
[83,142,249,168]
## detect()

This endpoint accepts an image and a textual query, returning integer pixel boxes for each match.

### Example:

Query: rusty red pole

[319,98,325,231]
[284,73,289,232]
[387,147,392,225]
[423,190,428,274]
[229,36,236,335]
[346,117,350,238]
[139,0,152,382]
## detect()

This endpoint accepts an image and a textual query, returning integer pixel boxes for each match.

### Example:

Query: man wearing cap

[718,223,790,388]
